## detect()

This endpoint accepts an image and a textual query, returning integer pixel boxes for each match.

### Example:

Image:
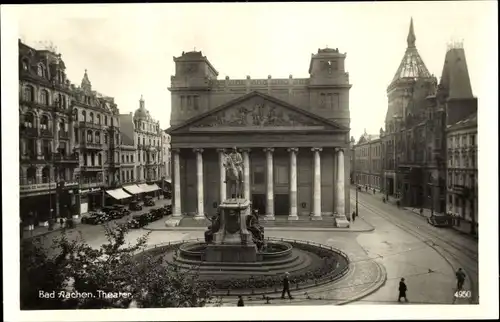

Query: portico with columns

[167,92,351,221]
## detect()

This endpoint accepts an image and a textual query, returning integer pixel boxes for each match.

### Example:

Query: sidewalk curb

[142,225,375,233]
[337,260,387,305]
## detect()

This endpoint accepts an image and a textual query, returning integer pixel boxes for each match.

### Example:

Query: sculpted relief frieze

[193,99,322,128]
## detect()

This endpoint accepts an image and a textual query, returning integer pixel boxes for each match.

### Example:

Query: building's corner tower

[308,48,352,129]
[168,51,219,127]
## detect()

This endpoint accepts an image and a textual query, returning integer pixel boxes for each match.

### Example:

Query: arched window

[40,115,49,130]
[87,130,93,142]
[59,119,65,132]
[21,59,29,71]
[37,64,46,77]
[82,110,86,122]
[55,93,63,108]
[97,114,101,124]
[98,153,102,165]
[95,131,101,144]
[40,89,49,105]
[42,166,51,183]
[23,85,34,102]
[142,137,145,145]
[23,113,34,128]
[27,167,37,184]
[89,112,94,124]
[104,115,108,126]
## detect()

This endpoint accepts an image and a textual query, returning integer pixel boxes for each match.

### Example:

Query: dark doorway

[252,194,266,215]
[274,194,289,216]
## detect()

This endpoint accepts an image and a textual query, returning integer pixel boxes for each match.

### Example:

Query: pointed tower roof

[390,18,432,84]
[440,44,474,99]
[81,69,92,91]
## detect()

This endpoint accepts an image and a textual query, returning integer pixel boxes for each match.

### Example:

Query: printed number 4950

[454,290,472,298]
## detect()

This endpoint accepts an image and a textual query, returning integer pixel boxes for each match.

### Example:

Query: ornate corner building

[19,40,122,221]
[19,40,79,221]
[378,18,446,211]
[167,48,352,220]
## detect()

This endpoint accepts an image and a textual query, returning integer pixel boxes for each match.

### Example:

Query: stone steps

[170,249,316,276]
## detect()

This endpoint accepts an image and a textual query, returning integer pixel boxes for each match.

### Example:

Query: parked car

[81,211,108,225]
[129,201,143,211]
[127,213,150,229]
[164,204,172,215]
[144,196,155,207]
[148,208,164,221]
[101,206,121,220]
[113,204,130,217]
[427,213,453,227]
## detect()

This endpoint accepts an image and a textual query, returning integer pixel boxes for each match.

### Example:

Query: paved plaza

[29,187,478,306]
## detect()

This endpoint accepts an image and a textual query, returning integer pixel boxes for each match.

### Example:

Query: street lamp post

[355,173,359,216]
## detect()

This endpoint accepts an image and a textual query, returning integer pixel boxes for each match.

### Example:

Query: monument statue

[204,211,221,243]
[223,147,244,198]
[246,210,266,251]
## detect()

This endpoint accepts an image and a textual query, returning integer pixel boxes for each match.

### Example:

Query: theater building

[167,48,352,220]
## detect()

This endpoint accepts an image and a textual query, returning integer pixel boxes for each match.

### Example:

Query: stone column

[336,148,346,217]
[264,148,275,220]
[20,139,27,158]
[69,121,74,153]
[36,139,42,159]
[311,148,322,220]
[172,149,182,217]
[217,148,227,202]
[53,116,60,153]
[194,148,205,219]
[287,148,299,220]
[242,148,251,200]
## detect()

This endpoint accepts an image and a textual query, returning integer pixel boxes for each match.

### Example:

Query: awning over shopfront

[122,184,144,195]
[138,183,161,193]
[106,188,132,200]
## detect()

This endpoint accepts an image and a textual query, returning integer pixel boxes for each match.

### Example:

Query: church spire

[407,17,416,48]
[139,94,145,109]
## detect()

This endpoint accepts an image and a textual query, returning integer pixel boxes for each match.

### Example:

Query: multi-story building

[133,96,163,182]
[440,45,478,233]
[353,130,383,190]
[380,19,446,211]
[349,136,355,184]
[160,131,172,183]
[167,48,352,221]
[19,40,79,224]
[72,70,122,213]
[119,112,137,184]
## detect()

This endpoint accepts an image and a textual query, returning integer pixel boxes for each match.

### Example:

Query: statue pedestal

[205,244,257,262]
[205,198,258,262]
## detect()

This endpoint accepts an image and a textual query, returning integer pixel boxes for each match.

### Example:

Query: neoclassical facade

[167,48,352,220]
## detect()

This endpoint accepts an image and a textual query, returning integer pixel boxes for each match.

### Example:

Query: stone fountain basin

[178,241,293,262]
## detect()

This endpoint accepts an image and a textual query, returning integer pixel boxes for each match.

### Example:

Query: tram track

[352,195,478,304]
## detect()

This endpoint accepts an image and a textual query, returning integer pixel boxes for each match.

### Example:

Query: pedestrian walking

[398,278,408,302]
[281,272,293,300]
[352,211,356,222]
[237,295,245,306]
[456,268,466,290]
[59,217,65,228]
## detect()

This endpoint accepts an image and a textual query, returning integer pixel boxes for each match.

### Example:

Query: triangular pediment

[168,91,349,134]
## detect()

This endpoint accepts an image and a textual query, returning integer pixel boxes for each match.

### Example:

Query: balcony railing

[19,125,38,137]
[53,152,79,164]
[58,131,70,139]
[40,128,53,138]
[81,141,103,149]
[79,181,103,189]
[81,164,104,171]
[78,121,102,130]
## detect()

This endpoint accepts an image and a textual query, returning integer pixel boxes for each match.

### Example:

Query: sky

[12,2,497,140]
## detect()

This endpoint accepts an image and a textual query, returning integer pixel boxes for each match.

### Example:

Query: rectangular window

[470,134,475,146]
[193,96,199,110]
[253,166,265,185]
[274,165,288,185]
[131,155,134,163]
